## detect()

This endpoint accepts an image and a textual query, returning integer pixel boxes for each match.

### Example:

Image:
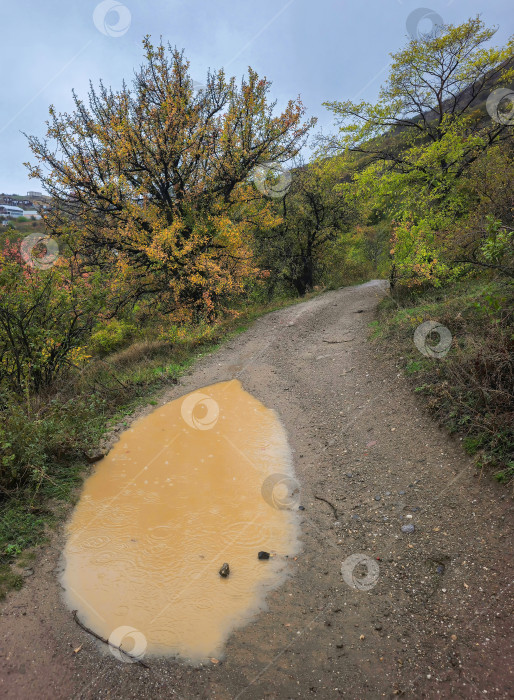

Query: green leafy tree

[320,18,514,287]
[254,161,356,295]
[321,17,514,188]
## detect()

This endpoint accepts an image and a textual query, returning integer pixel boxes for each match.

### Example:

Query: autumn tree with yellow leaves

[26,39,316,320]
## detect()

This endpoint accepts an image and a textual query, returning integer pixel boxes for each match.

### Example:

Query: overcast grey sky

[1,0,512,195]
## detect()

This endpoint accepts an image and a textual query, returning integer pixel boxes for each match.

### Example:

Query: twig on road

[72,610,150,669]
[314,495,339,520]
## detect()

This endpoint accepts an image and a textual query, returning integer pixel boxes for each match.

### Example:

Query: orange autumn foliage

[26,39,316,320]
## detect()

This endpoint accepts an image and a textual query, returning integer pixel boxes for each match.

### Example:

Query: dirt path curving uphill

[1,280,513,699]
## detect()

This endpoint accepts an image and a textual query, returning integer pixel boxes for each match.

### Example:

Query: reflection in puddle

[61,380,299,662]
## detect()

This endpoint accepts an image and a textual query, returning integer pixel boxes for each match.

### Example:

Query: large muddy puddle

[61,380,299,663]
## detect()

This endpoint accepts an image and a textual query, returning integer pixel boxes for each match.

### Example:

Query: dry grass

[107,340,173,368]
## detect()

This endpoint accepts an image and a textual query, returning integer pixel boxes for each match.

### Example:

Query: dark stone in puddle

[258,551,270,560]
[401,524,415,534]
[398,491,406,495]
[374,495,381,501]
[219,563,230,577]
[298,506,305,511]
[436,564,445,574]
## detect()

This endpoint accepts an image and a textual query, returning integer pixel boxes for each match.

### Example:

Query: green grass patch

[0,502,49,558]
[0,564,23,600]
[405,360,424,374]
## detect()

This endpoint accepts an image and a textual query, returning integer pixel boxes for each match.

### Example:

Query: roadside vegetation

[318,16,513,481]
[1,17,513,593]
[371,279,513,482]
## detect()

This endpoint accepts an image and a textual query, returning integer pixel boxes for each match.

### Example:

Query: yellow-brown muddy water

[62,380,299,662]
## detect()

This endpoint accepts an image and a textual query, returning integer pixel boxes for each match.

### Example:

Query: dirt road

[1,280,513,699]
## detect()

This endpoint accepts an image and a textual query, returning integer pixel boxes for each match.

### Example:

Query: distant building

[27,191,43,198]
[0,205,24,219]
[23,210,42,219]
